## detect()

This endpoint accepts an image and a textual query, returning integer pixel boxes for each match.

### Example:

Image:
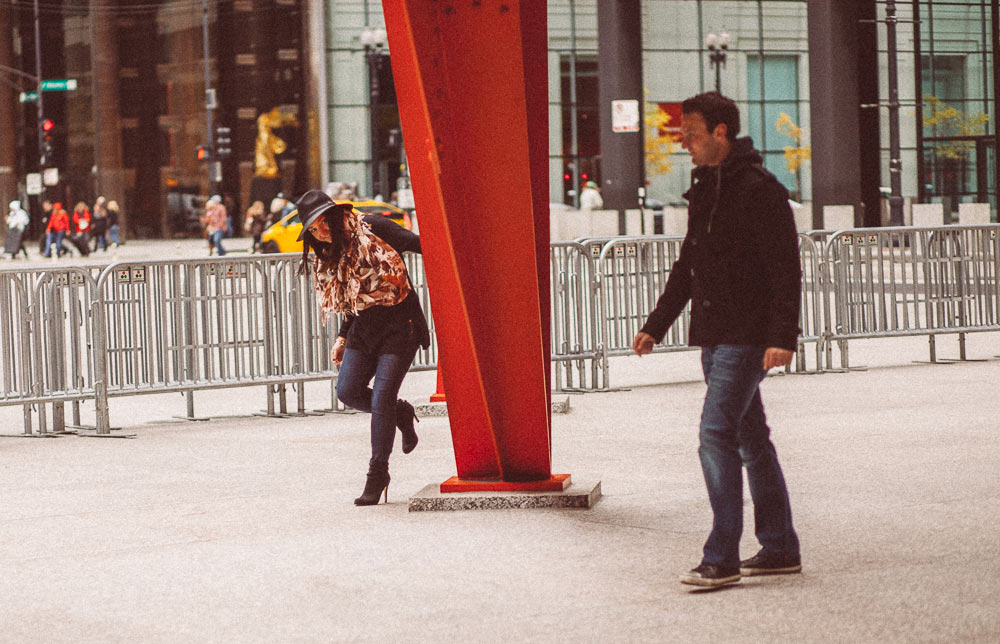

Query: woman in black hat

[296,189,429,505]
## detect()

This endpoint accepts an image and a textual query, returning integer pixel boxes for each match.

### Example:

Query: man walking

[633,92,801,589]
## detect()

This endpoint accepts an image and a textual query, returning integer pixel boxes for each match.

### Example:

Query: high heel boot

[354,459,390,506]
[396,399,420,454]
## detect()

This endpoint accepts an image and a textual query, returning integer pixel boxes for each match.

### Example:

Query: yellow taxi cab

[259,200,412,253]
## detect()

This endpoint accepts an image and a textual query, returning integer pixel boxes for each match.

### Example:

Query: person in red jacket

[43,202,70,257]
[70,202,92,255]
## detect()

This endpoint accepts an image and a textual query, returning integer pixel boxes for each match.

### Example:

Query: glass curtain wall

[909,0,997,217]
[550,0,810,208]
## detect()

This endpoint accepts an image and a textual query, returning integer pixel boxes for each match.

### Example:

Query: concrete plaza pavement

[1,328,998,643]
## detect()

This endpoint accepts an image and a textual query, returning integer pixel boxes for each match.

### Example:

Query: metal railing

[1,223,997,436]
[824,225,1000,368]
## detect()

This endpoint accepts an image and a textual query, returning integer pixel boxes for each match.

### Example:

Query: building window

[746,54,801,199]
[560,56,600,206]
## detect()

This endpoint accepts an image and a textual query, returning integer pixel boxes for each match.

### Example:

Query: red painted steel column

[383,0,560,488]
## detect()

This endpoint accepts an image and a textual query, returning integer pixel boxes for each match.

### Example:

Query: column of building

[0,6,18,214]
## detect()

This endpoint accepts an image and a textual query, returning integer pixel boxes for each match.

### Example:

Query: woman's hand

[331,337,346,365]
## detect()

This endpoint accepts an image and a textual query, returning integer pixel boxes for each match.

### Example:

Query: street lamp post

[361,25,387,199]
[706,30,730,94]
[884,0,904,226]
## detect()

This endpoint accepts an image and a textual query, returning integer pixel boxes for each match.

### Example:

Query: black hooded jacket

[640,137,801,351]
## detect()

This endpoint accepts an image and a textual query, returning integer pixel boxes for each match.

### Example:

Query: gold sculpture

[254,108,299,178]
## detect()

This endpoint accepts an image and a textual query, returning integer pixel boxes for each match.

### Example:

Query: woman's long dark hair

[297,203,352,276]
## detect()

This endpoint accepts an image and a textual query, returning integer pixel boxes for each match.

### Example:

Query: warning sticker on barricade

[131,268,145,283]
[868,235,878,245]
[54,274,67,286]
[615,246,625,257]
[207,264,217,275]
[70,273,84,285]
[856,235,866,245]
[590,245,601,258]
[117,268,130,283]
[842,235,853,245]
[627,244,637,257]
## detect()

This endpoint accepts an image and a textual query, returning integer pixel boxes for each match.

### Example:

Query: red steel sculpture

[382,0,566,492]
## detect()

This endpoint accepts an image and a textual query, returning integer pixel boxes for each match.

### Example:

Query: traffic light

[214,126,232,159]
[196,144,210,161]
[40,119,55,166]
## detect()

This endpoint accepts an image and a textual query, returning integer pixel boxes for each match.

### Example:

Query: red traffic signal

[41,119,55,132]
[196,145,210,161]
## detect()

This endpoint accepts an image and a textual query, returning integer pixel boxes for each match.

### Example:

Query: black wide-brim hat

[295,189,352,241]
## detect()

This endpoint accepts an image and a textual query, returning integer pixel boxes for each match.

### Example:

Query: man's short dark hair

[682,92,740,141]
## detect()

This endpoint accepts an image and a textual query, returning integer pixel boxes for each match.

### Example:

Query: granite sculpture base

[414,396,570,418]
[408,479,601,512]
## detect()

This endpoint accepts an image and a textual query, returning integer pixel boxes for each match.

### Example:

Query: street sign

[43,168,59,186]
[40,79,77,91]
[19,91,38,103]
[26,173,42,195]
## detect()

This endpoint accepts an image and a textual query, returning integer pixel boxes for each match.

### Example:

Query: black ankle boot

[396,400,420,454]
[354,460,390,506]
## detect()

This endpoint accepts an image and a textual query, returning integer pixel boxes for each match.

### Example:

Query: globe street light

[361,25,387,199]
[706,30,730,94]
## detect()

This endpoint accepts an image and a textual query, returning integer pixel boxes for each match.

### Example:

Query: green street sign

[40,79,77,91]
[19,91,38,103]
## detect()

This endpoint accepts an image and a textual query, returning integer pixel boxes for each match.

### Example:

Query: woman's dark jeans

[336,346,417,466]
[698,345,800,569]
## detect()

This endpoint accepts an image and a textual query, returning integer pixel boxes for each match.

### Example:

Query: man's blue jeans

[336,346,416,466]
[698,345,800,568]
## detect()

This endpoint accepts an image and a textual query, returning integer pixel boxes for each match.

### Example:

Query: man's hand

[632,331,655,356]
[763,347,794,371]
[331,338,346,365]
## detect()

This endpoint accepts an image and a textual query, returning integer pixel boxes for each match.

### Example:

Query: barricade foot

[252,411,295,419]
[74,430,137,439]
[171,415,212,422]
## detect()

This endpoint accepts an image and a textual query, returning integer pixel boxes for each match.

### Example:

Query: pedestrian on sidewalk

[70,202,92,256]
[37,200,53,255]
[106,200,121,247]
[91,196,109,252]
[296,189,429,506]
[203,195,228,256]
[5,200,30,259]
[43,202,70,257]
[579,180,603,210]
[244,200,266,253]
[632,92,802,589]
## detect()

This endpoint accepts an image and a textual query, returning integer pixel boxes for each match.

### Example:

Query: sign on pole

[26,173,42,195]
[611,99,641,133]
[40,79,78,91]
[19,91,39,104]
[43,168,59,186]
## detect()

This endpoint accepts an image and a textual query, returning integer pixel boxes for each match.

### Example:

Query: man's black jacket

[640,137,801,351]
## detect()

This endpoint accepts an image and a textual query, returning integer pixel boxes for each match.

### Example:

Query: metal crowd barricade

[0,266,107,435]
[3,224,998,436]
[594,236,692,365]
[824,224,1000,368]
[90,255,345,429]
[30,267,107,434]
[796,234,826,373]
[550,242,605,391]
[0,270,36,432]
